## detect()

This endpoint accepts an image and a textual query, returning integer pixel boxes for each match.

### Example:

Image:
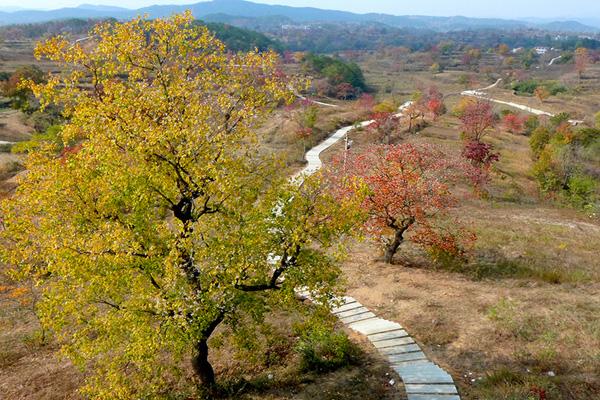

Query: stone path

[292,90,340,108]
[461,79,584,125]
[295,290,462,400]
[292,101,461,398]
[333,296,460,400]
[548,55,562,66]
[292,100,413,181]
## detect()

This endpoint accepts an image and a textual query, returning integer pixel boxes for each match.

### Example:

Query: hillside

[0,0,598,33]
[0,8,599,400]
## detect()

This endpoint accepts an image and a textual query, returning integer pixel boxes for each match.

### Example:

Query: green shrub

[512,79,539,94]
[524,116,540,136]
[546,82,567,96]
[512,80,567,96]
[566,174,597,209]
[0,143,12,153]
[302,53,366,92]
[529,126,551,159]
[532,149,563,193]
[295,327,359,372]
[549,112,571,127]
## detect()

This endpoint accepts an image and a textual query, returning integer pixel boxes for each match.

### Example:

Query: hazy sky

[2,0,599,19]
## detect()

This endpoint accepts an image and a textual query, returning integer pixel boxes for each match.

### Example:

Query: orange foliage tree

[425,86,446,120]
[334,143,476,264]
[534,86,550,104]
[368,102,401,144]
[503,113,526,134]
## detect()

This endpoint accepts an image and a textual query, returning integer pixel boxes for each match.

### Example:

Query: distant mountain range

[0,0,598,33]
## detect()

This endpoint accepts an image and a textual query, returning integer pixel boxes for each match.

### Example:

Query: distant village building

[534,47,549,55]
[281,24,311,31]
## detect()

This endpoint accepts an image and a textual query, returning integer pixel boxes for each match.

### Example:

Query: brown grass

[0,109,33,142]
[0,273,404,400]
[2,42,599,400]
[313,65,600,398]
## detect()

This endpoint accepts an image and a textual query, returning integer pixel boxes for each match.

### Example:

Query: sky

[1,0,599,20]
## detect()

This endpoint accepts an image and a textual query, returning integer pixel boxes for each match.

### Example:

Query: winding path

[461,79,583,125]
[294,101,461,400]
[294,92,340,108]
[294,73,587,397]
[548,55,562,66]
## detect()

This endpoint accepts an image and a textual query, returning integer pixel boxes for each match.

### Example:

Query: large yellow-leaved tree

[0,12,361,398]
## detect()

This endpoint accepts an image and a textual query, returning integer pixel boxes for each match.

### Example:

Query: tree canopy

[0,12,361,398]
[333,143,476,264]
[302,53,366,94]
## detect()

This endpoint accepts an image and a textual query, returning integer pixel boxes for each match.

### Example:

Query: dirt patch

[341,219,600,399]
[0,283,404,400]
[0,109,33,142]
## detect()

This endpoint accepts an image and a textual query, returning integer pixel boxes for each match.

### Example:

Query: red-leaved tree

[503,113,526,134]
[425,86,446,120]
[461,141,499,169]
[334,143,476,263]
[459,99,497,142]
[459,99,499,171]
[368,111,401,144]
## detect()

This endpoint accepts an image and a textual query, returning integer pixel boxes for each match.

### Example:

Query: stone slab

[407,395,460,400]
[405,384,458,394]
[395,364,448,375]
[395,365,453,384]
[391,359,431,369]
[372,336,415,349]
[378,343,421,356]
[388,351,428,364]
[348,318,403,335]
[368,329,409,342]
[335,307,371,319]
[399,373,455,385]
[337,296,356,305]
[332,302,363,314]
[340,312,377,324]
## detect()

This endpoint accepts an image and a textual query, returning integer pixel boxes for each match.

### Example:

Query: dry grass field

[316,61,600,397]
[0,281,406,400]
[1,40,599,399]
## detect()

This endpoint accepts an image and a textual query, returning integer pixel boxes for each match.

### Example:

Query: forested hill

[0,18,282,52]
[200,21,282,52]
[0,0,598,33]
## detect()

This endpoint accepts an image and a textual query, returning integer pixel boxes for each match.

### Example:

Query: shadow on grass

[215,351,400,400]
[449,350,600,400]
[395,247,591,285]
[465,250,591,284]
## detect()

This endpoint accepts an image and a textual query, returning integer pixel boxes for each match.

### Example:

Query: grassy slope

[0,43,401,399]
[1,43,599,399]
[316,55,600,399]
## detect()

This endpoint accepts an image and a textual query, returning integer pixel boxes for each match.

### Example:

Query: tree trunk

[192,315,224,393]
[193,339,216,389]
[384,219,414,264]
[384,228,405,264]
